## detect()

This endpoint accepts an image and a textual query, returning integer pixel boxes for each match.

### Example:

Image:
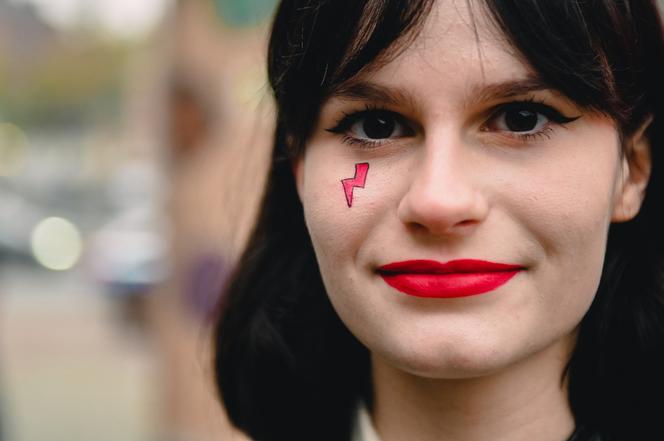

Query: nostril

[457,220,478,227]
[404,217,481,237]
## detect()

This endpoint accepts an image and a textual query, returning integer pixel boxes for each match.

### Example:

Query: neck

[371,337,576,441]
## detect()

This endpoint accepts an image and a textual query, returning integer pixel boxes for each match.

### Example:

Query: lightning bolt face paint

[341,162,370,207]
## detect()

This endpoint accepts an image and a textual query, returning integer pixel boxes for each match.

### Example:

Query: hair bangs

[482,0,662,134]
[268,0,434,156]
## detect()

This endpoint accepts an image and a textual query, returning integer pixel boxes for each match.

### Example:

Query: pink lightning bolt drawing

[341,162,370,207]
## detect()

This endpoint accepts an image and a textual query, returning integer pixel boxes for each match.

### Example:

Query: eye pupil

[505,109,538,132]
[363,114,395,139]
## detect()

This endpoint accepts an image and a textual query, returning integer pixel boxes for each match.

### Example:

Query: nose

[397,133,489,236]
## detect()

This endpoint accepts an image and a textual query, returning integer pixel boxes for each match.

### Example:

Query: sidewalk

[0,263,156,441]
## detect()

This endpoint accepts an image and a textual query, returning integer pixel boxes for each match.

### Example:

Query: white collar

[352,403,382,441]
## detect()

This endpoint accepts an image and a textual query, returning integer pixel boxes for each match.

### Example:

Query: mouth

[376,259,523,299]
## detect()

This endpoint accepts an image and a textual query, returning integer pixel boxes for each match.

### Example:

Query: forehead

[342,0,533,108]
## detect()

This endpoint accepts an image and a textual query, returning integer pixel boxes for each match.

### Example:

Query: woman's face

[295,0,648,378]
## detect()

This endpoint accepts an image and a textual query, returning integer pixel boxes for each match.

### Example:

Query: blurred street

[0,262,156,441]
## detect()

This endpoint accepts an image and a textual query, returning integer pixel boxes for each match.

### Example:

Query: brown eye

[503,109,541,132]
[328,108,413,145]
[360,113,396,139]
[350,110,409,140]
[484,101,579,138]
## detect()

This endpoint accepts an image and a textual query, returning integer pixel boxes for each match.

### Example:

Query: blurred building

[138,0,275,439]
[0,0,57,64]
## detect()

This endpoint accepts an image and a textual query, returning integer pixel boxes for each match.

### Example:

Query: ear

[292,154,305,202]
[611,116,653,223]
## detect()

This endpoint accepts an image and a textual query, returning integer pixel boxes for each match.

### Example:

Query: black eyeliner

[326,105,390,134]
[495,100,581,124]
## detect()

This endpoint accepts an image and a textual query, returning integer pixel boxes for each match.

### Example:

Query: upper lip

[377,259,523,274]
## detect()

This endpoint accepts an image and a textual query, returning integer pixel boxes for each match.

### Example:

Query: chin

[373,335,517,380]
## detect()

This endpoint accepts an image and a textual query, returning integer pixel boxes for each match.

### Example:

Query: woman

[215,1,664,440]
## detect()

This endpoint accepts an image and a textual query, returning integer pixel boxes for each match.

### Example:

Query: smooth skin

[294,1,651,440]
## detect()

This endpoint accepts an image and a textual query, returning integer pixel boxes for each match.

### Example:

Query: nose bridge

[398,127,488,234]
[420,133,467,193]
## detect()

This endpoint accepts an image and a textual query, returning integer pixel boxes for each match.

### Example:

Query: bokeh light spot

[31,217,83,271]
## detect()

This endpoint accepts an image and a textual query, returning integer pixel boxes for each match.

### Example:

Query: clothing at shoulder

[352,403,381,441]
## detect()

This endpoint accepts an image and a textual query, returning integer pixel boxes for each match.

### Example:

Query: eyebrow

[331,81,413,106]
[329,76,554,108]
[471,76,553,104]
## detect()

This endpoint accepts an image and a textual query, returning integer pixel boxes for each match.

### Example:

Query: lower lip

[380,271,520,298]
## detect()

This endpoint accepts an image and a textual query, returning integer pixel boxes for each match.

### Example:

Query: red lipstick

[377,259,522,298]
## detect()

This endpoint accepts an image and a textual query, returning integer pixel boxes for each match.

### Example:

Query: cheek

[300,155,405,329]
[301,158,380,268]
[507,132,621,318]
[301,147,405,252]
[505,123,620,254]
[514,173,614,255]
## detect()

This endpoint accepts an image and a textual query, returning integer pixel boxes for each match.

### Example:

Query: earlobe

[611,116,653,223]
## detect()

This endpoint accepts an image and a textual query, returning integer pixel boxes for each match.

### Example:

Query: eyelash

[484,99,579,142]
[326,105,409,148]
[326,100,580,149]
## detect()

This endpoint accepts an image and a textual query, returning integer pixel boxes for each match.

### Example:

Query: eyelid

[486,99,581,126]
[326,107,413,136]
[478,99,581,146]
[324,106,415,149]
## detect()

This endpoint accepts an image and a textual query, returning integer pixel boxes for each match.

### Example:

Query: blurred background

[0,0,275,440]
